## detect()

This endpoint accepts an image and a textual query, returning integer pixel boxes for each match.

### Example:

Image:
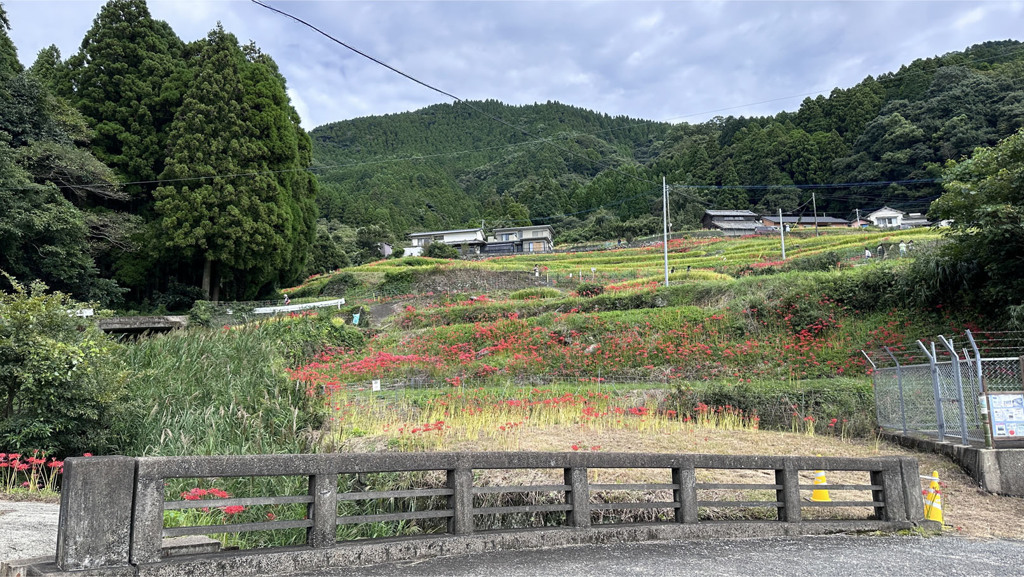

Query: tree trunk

[202,258,212,300]
[2,382,16,421]
[211,263,220,303]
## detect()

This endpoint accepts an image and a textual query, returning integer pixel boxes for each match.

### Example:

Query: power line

[250,0,664,190]
[41,28,1021,195]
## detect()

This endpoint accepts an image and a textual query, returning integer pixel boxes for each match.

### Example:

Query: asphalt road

[293,535,1024,577]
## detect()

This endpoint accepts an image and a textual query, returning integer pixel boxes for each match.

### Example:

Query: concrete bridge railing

[50,452,932,576]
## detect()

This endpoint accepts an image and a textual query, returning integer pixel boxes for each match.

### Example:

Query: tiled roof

[761,216,850,225]
[705,209,758,216]
[408,228,482,237]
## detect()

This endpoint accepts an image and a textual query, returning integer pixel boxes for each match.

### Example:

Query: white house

[407,228,488,255]
[865,207,905,229]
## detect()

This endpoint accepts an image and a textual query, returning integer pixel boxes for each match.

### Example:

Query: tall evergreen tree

[154,27,314,300]
[0,5,22,82]
[27,45,64,94]
[64,0,184,205]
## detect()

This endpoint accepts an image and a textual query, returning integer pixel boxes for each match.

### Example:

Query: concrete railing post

[308,474,338,548]
[775,462,801,523]
[898,457,926,523]
[447,468,474,535]
[565,467,591,528]
[672,460,698,523]
[130,475,166,565]
[873,463,908,522]
[56,456,136,571]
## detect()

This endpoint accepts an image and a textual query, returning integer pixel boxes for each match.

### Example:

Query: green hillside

[311,40,1024,244]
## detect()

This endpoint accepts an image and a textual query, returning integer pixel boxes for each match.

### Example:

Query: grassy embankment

[15,229,1013,544]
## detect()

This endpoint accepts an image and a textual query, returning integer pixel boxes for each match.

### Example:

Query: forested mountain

[312,40,1024,244]
[312,100,668,239]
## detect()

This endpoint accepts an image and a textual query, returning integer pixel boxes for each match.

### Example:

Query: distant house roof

[704,209,758,217]
[492,225,554,233]
[408,228,483,238]
[865,206,906,217]
[902,213,932,227]
[711,221,760,230]
[761,215,850,225]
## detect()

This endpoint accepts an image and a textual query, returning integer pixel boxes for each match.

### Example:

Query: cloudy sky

[5,1,1023,130]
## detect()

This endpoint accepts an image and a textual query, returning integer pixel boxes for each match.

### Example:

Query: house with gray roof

[701,209,760,237]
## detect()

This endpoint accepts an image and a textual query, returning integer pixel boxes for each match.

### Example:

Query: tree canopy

[930,127,1024,319]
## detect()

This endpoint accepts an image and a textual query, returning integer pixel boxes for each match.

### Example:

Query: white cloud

[4,1,1024,129]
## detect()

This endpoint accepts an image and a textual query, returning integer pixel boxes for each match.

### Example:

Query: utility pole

[666,184,671,240]
[662,176,670,287]
[779,208,787,260]
[855,208,861,229]
[812,191,820,237]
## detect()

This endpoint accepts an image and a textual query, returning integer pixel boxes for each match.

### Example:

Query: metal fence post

[918,340,945,441]
[966,330,994,448]
[862,351,881,427]
[939,335,969,445]
[883,347,907,435]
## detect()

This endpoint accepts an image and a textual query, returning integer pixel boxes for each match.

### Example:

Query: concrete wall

[882,433,1024,496]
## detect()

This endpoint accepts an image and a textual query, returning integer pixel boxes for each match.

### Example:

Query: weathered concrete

[160,537,221,558]
[33,451,933,576]
[97,316,188,335]
[883,432,1024,497]
[136,521,930,577]
[55,456,136,571]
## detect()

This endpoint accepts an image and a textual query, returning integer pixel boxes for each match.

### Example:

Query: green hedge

[668,378,876,436]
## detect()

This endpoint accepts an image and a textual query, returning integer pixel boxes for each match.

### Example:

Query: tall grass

[118,325,321,456]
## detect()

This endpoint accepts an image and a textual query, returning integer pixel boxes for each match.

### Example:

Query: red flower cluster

[1,450,67,493]
[180,487,245,515]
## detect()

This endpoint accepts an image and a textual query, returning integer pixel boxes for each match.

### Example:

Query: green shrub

[510,287,562,300]
[575,282,605,297]
[0,278,137,456]
[321,272,359,297]
[189,300,218,327]
[668,378,875,437]
[785,251,844,272]
[378,268,419,296]
[396,256,434,267]
[424,243,460,259]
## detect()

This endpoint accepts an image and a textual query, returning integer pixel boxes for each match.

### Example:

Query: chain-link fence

[867,330,1024,446]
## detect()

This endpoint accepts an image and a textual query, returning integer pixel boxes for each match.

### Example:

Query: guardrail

[52,452,930,575]
[251,298,345,315]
